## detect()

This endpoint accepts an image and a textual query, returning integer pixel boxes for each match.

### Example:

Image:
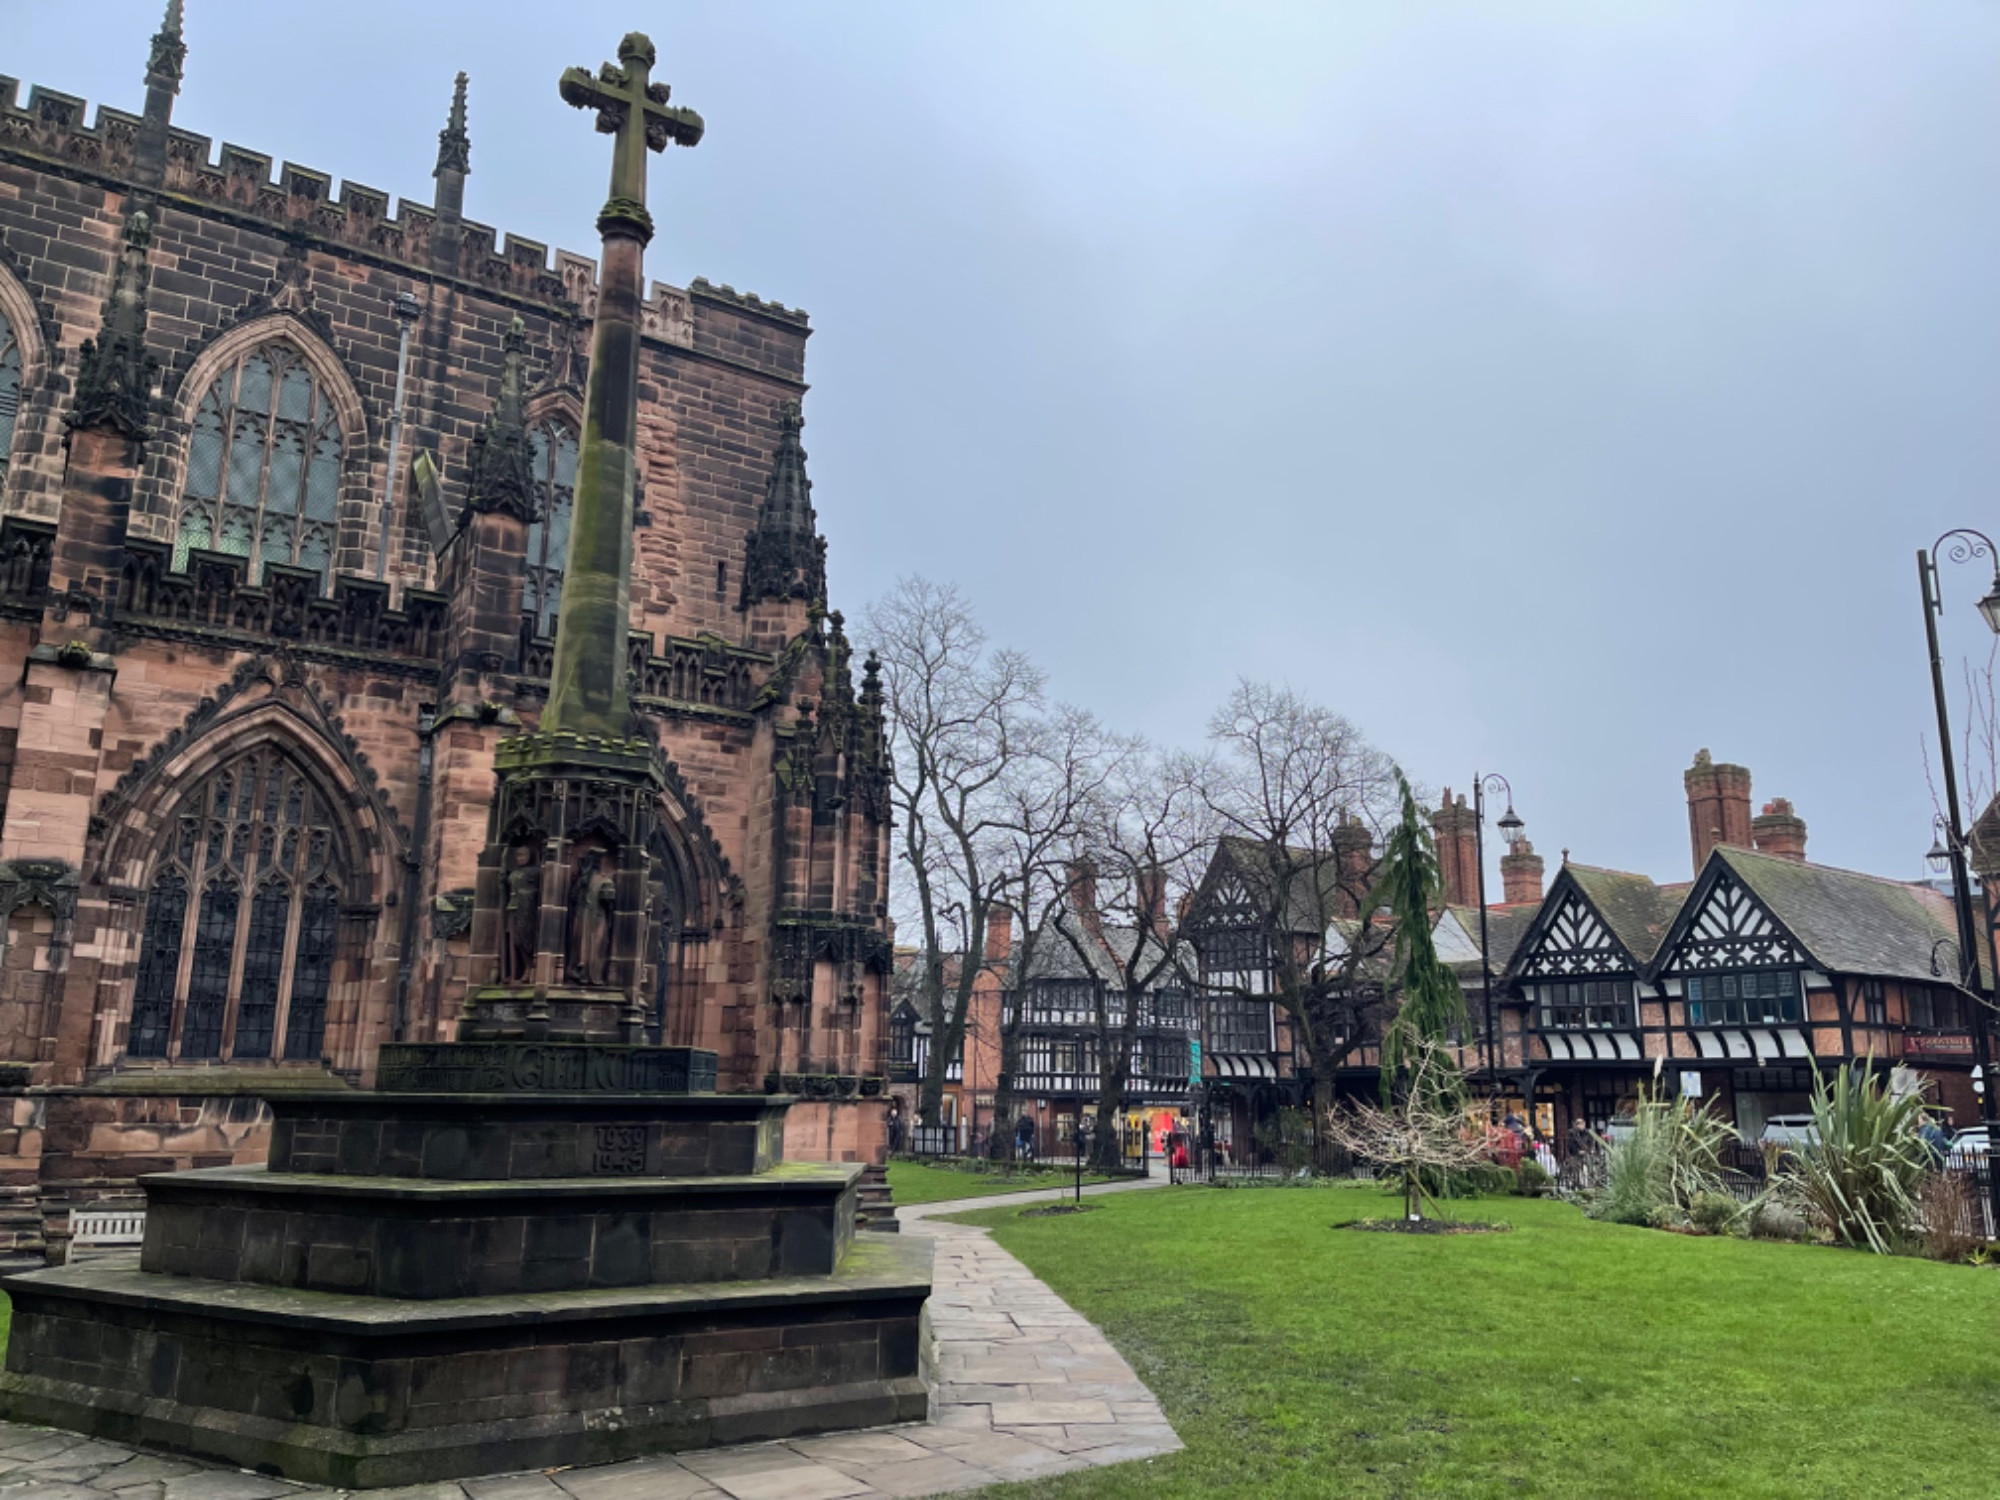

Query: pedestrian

[1919,1111,1952,1167]
[886,1099,903,1155]
[1015,1111,1036,1163]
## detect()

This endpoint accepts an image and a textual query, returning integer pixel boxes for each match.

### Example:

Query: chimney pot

[1751,797,1809,862]
[1501,838,1545,904]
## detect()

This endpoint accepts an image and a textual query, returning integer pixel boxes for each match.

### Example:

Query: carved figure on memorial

[503,844,539,983]
[566,848,617,985]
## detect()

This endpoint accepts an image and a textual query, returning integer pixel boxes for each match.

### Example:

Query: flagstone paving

[0,1178,1178,1499]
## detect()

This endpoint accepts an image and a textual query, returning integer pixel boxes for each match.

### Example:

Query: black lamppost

[1472,773,1526,1096]
[1916,531,2000,1226]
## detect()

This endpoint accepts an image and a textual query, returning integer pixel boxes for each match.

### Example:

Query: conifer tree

[1373,771,1468,1108]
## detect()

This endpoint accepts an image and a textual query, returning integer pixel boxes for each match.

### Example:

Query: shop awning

[1209,1053,1277,1080]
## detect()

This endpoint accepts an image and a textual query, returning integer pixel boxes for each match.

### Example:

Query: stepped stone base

[139,1162,860,1298]
[0,1233,933,1490]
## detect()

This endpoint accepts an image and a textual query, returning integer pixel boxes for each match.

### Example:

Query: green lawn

[947,1185,2000,1499]
[886,1160,1117,1206]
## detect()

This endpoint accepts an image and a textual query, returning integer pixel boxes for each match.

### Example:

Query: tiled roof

[1017,915,1188,987]
[1712,845,1984,986]
[1565,863,1688,965]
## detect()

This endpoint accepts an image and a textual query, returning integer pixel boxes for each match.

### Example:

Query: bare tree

[1055,743,1213,1170]
[865,577,1043,1127]
[983,705,1118,1159]
[1320,1039,1484,1221]
[1191,679,1403,1115]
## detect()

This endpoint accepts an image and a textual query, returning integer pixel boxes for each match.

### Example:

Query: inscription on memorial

[375,1042,718,1095]
[592,1124,648,1174]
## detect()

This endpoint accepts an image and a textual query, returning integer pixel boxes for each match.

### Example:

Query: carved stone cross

[560,32,704,245]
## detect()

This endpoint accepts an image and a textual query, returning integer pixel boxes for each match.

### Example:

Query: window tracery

[523,419,578,636]
[0,309,21,479]
[173,344,343,584]
[125,746,346,1063]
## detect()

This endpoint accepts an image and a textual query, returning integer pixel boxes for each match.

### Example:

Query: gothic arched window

[523,419,578,637]
[174,344,343,585]
[125,747,345,1064]
[0,309,21,480]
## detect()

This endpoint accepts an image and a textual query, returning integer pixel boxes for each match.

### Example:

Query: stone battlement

[0,75,805,339]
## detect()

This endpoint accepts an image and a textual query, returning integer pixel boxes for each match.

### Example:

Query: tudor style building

[0,11,893,1254]
[1505,752,1986,1139]
[889,897,1197,1157]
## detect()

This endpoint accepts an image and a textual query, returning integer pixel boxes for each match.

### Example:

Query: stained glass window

[285,879,339,1061]
[175,345,343,584]
[124,747,346,1064]
[522,420,579,637]
[127,871,186,1059]
[0,309,20,480]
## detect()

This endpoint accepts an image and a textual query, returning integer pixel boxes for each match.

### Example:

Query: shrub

[1749,1199,1811,1242]
[1516,1160,1553,1197]
[1917,1171,1984,1263]
[1465,1161,1518,1197]
[1688,1190,1742,1236]
[1645,1203,1680,1230]
[1790,1063,1928,1254]
[1589,1093,1737,1227]
[1255,1108,1317,1177]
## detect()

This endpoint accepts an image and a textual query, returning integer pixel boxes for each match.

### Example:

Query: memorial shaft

[546,33,702,735]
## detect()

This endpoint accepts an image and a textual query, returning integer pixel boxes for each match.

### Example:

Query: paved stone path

[0,1178,1180,1499]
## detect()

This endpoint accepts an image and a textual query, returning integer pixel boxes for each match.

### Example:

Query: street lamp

[1472,772,1522,1101]
[1916,528,2000,1231]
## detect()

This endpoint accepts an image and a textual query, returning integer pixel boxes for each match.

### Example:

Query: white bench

[70,1208,146,1255]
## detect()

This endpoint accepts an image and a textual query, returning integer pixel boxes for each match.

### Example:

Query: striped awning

[1540,1031,1642,1063]
[1209,1053,1277,1080]
[1691,1028,1810,1063]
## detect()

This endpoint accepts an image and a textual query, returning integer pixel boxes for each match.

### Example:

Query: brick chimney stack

[1501,838,1545,905]
[1136,863,1168,941]
[1064,859,1103,942]
[1331,815,1375,918]
[1430,789,1480,908]
[1684,748,1753,873]
[983,904,1013,966]
[1751,798,1808,862]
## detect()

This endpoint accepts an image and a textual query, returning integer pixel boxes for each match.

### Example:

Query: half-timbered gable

[1645,846,1981,1131]
[1506,864,1683,1079]
[1650,853,1816,1069]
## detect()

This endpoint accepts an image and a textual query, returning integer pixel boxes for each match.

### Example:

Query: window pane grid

[524,421,579,636]
[0,310,25,476]
[1537,979,1636,1030]
[1685,970,1800,1026]
[125,750,344,1066]
[174,346,344,585]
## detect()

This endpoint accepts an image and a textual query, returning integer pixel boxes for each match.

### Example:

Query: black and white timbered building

[1505,845,1983,1138]
[1006,914,1199,1150]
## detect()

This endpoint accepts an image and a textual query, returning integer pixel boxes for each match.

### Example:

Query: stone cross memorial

[0,31,932,1492]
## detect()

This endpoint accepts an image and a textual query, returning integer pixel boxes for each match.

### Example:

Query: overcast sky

[13,1,2000,892]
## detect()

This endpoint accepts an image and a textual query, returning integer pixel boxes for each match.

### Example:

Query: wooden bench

[69,1208,146,1258]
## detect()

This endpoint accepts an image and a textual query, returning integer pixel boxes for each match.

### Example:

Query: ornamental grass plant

[1788,1062,1929,1254]
[1587,1092,1737,1227]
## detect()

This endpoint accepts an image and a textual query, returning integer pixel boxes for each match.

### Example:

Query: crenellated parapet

[0,76,795,350]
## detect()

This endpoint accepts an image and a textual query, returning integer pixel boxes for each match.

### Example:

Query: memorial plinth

[0,29,928,1489]
[0,1049,932,1487]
